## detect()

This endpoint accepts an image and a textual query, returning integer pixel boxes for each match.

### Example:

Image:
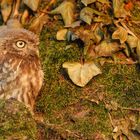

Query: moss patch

[35,17,140,139]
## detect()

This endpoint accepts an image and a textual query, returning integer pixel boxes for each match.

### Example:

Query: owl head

[0,25,39,58]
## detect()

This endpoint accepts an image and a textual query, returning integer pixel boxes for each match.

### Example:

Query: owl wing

[0,54,21,99]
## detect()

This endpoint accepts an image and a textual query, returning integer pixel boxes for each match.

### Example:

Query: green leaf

[50,1,75,26]
[23,0,40,11]
[63,61,102,87]
[112,26,128,44]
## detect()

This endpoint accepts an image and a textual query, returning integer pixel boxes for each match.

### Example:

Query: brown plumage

[0,24,43,111]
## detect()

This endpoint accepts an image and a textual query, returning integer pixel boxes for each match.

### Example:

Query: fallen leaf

[81,0,96,6]
[12,0,20,18]
[63,61,102,87]
[1,0,13,23]
[29,14,48,34]
[126,35,138,49]
[112,26,128,44]
[95,40,120,57]
[113,118,140,140]
[80,7,102,25]
[97,0,110,4]
[134,123,140,134]
[66,20,82,28]
[21,9,29,25]
[66,30,79,42]
[23,0,40,11]
[73,109,90,119]
[56,29,68,40]
[136,40,140,62]
[80,7,93,25]
[93,26,104,44]
[113,0,130,18]
[50,1,75,26]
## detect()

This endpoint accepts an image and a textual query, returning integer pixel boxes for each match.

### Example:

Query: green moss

[36,17,140,139]
[0,99,37,140]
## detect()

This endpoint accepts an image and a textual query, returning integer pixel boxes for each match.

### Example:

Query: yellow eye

[16,40,26,48]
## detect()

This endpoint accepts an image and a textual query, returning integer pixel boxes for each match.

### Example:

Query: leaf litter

[1,0,140,139]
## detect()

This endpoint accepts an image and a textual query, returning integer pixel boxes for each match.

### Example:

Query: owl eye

[16,40,26,48]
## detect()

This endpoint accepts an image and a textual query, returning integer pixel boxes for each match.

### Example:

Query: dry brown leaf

[63,61,102,87]
[95,40,120,57]
[23,0,40,11]
[50,1,75,26]
[1,0,13,23]
[29,15,48,34]
[56,29,68,40]
[81,0,96,6]
[21,9,29,25]
[112,26,128,44]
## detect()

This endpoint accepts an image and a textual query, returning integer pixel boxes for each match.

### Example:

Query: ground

[0,1,140,140]
[34,19,140,139]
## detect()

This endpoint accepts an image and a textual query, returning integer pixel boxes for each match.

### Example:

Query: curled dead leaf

[80,7,102,25]
[112,26,128,44]
[50,1,75,26]
[126,35,138,49]
[23,0,40,11]
[81,0,96,6]
[1,0,13,23]
[80,7,94,25]
[136,40,140,62]
[21,9,29,25]
[56,29,68,40]
[63,61,102,87]
[95,40,120,57]
[29,15,48,34]
[113,0,130,18]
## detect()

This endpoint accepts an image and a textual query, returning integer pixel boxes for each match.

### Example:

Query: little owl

[0,20,43,111]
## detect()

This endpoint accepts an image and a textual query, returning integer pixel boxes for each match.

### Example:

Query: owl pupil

[19,42,23,45]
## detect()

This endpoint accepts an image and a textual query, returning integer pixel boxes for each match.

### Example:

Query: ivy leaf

[50,1,75,26]
[126,35,138,49]
[23,0,40,11]
[113,0,130,18]
[81,0,96,6]
[29,15,48,34]
[63,61,102,87]
[56,29,68,40]
[93,26,104,44]
[80,7,102,25]
[1,0,13,23]
[80,7,94,25]
[112,26,128,44]
[95,40,120,57]
[81,0,109,6]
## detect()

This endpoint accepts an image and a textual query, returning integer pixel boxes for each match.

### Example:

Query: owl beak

[29,49,39,57]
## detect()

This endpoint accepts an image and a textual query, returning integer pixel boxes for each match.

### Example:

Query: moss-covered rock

[0,99,37,140]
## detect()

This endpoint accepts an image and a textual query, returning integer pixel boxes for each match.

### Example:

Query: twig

[40,0,56,16]
[120,21,137,38]
[120,107,140,112]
